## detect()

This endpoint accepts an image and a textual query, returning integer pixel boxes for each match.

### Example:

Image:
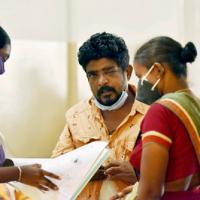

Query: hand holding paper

[12,141,110,200]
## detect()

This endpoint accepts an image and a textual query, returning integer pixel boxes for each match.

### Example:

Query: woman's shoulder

[145,102,173,119]
[141,102,179,137]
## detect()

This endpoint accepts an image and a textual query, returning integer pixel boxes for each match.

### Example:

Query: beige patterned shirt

[52,85,149,199]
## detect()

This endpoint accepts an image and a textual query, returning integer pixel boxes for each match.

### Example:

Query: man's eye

[106,69,118,74]
[87,73,97,78]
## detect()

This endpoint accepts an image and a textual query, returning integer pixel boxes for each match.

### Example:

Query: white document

[12,141,110,200]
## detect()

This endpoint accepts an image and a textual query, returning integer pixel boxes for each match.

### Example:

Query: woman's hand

[110,185,133,200]
[20,164,60,191]
[104,160,137,184]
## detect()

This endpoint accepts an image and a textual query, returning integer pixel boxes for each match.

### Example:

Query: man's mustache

[97,86,116,97]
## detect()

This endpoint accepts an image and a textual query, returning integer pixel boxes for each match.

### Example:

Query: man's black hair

[78,32,129,71]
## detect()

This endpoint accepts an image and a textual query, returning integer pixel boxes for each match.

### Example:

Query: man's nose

[98,73,109,87]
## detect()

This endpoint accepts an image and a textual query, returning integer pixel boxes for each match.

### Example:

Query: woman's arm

[0,166,19,182]
[0,164,60,191]
[136,142,169,200]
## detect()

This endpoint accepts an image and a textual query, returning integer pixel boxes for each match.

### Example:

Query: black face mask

[136,79,162,105]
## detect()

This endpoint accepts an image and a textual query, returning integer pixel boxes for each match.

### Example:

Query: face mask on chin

[136,65,162,105]
[0,57,5,75]
[94,90,128,111]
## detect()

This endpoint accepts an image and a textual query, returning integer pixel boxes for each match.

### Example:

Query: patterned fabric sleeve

[141,103,175,149]
[51,120,75,158]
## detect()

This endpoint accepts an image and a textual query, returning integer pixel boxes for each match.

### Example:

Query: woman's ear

[126,65,133,80]
[152,62,165,78]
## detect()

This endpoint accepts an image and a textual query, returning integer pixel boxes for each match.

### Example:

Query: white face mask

[94,90,128,111]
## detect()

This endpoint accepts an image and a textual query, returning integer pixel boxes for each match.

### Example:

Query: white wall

[0,0,69,157]
[70,0,182,43]
[0,40,68,157]
[0,0,67,41]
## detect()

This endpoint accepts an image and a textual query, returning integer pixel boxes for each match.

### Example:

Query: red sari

[130,102,200,199]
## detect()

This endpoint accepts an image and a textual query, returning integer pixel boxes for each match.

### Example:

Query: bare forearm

[136,143,168,200]
[136,195,161,200]
[0,167,19,183]
[136,180,163,200]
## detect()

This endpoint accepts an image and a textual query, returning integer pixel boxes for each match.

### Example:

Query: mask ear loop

[151,63,165,91]
[141,65,155,85]
[151,78,160,91]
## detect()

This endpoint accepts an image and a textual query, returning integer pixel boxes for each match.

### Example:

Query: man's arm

[51,122,75,158]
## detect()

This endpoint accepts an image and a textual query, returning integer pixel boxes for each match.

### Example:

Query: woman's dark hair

[134,36,197,77]
[78,32,129,71]
[0,26,11,49]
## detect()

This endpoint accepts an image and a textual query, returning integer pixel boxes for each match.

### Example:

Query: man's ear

[126,65,133,81]
[152,62,165,78]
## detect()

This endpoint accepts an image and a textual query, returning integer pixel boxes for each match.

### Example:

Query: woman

[0,26,60,199]
[111,36,200,200]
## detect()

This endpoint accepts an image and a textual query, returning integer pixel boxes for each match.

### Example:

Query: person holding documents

[0,26,60,199]
[52,32,149,200]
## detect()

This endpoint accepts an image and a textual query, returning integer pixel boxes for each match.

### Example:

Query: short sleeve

[51,120,75,158]
[141,103,175,149]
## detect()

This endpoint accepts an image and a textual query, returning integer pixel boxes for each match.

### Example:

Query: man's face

[0,44,11,62]
[86,58,128,106]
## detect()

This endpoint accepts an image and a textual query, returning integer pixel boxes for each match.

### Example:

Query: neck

[163,75,189,94]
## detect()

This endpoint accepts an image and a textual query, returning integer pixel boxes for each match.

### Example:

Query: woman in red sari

[111,36,200,200]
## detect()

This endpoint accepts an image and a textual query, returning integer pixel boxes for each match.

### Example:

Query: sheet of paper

[12,141,110,200]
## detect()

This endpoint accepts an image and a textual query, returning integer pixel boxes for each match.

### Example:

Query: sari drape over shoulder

[158,91,200,164]
[129,91,200,200]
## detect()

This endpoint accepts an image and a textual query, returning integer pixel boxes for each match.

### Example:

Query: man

[52,32,149,199]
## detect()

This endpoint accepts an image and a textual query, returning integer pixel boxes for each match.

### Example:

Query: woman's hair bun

[180,42,197,64]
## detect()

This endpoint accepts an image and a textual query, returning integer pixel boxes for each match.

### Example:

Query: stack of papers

[12,141,110,200]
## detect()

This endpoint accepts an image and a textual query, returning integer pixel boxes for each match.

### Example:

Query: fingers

[41,177,59,191]
[110,192,124,200]
[105,166,121,176]
[110,186,133,200]
[122,186,133,194]
[107,173,123,180]
[42,170,61,180]
[38,177,58,191]
[104,161,120,169]
[37,184,49,192]
[33,164,60,180]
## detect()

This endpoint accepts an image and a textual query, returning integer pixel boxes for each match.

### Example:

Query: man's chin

[97,98,117,106]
